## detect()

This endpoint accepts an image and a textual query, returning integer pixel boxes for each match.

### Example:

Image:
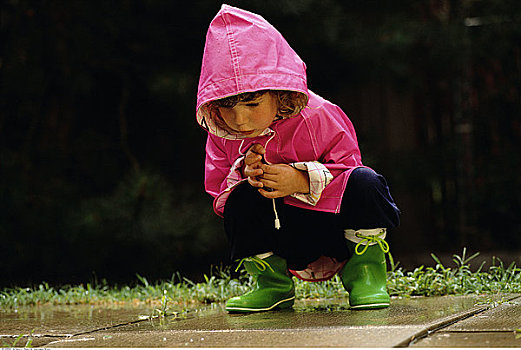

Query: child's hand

[243,143,265,188]
[257,164,310,199]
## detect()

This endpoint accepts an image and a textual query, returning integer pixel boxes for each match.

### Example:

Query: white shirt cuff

[226,155,245,187]
[290,161,333,206]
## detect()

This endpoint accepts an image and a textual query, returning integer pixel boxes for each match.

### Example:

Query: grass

[0,268,251,310]
[1,249,520,309]
[2,333,34,348]
[388,248,521,296]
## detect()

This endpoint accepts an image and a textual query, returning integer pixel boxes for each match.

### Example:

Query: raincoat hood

[196,4,309,139]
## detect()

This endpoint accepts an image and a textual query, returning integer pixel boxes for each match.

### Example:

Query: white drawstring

[263,131,282,230]
[272,198,281,230]
[238,139,246,155]
[238,130,281,230]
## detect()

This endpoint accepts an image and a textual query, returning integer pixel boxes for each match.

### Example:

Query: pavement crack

[37,317,155,347]
[74,317,158,336]
[440,330,519,334]
[396,294,521,347]
[39,310,196,346]
[394,305,489,347]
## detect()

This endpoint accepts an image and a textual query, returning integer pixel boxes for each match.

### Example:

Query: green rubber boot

[225,255,295,313]
[341,229,391,310]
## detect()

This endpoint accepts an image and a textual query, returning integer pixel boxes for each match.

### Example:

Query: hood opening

[197,89,309,140]
[196,4,309,139]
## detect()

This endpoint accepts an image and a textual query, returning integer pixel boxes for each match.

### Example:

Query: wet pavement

[1,294,520,347]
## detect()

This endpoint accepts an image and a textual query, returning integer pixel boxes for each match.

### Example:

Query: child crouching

[196,5,400,312]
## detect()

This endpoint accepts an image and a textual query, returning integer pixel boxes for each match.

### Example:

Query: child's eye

[245,103,259,107]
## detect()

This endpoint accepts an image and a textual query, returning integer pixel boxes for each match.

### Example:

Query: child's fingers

[244,153,262,166]
[258,188,282,199]
[245,144,265,161]
[259,177,277,188]
[244,168,263,177]
[259,163,283,174]
[247,176,264,188]
[259,171,278,181]
[249,143,266,155]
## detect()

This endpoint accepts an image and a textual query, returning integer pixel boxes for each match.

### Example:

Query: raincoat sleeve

[284,101,363,211]
[204,134,245,198]
[289,161,333,206]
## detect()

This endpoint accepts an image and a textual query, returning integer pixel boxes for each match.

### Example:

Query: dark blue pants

[223,167,400,270]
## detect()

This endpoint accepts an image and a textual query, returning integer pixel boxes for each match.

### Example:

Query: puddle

[0,304,151,336]
[2,294,518,348]
[112,294,502,332]
[1,294,514,336]
[0,301,212,336]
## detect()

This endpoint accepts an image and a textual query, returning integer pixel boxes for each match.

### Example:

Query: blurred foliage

[1,161,225,284]
[1,0,520,284]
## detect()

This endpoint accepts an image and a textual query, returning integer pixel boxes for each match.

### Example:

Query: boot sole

[350,302,390,310]
[225,296,295,313]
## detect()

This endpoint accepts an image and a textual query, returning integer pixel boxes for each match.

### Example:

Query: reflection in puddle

[1,294,514,335]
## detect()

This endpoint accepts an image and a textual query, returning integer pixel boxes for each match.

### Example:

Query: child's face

[217,92,278,138]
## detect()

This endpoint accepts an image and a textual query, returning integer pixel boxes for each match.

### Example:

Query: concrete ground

[1,294,520,347]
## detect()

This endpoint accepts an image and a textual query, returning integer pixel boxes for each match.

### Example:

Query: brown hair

[208,90,307,118]
[199,90,308,137]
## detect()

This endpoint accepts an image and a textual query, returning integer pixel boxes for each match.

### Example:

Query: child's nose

[232,108,248,126]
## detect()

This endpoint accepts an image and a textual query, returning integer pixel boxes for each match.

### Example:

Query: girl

[196,5,400,313]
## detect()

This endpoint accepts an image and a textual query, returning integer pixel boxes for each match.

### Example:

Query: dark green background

[1,0,520,285]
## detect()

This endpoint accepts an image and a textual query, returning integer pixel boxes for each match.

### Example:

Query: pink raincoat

[196,5,365,281]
